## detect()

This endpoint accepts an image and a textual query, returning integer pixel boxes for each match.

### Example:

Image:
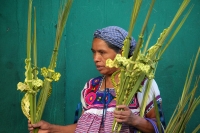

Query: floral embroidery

[85,92,96,105]
[92,76,102,86]
[84,76,139,109]
[84,76,102,96]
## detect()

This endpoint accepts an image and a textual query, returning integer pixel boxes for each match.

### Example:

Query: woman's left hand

[113,105,136,125]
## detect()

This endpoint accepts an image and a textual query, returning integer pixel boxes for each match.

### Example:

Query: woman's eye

[99,51,105,54]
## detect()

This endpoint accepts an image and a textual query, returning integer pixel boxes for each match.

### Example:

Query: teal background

[0,0,199,132]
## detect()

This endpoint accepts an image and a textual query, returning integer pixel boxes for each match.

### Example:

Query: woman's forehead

[92,38,109,49]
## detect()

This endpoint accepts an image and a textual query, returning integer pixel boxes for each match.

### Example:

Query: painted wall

[0,0,199,132]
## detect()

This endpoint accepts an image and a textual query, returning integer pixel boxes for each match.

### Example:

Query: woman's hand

[113,105,136,125]
[28,120,51,133]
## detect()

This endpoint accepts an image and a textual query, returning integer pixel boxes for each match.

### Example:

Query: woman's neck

[102,74,119,89]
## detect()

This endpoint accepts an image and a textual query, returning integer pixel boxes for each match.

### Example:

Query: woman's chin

[97,68,116,76]
[98,71,106,75]
[97,69,107,75]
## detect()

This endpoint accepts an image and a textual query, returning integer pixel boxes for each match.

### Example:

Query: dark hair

[105,41,133,58]
[93,37,132,58]
[105,41,121,54]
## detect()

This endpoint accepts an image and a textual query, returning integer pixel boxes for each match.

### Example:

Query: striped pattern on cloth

[75,111,131,133]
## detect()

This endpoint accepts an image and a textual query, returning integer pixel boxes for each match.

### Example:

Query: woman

[28,26,165,133]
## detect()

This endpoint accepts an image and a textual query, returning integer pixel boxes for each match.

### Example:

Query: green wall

[0,0,199,132]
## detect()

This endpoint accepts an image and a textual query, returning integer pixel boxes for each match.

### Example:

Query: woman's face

[91,38,119,76]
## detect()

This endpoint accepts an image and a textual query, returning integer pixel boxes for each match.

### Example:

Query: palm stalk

[33,7,37,80]
[118,0,143,109]
[17,0,38,126]
[138,24,157,119]
[111,0,158,131]
[35,0,73,122]
[124,0,156,106]
[140,1,194,133]
[140,80,153,117]
[139,24,157,118]
[17,1,73,132]
[142,24,156,54]
[106,0,193,132]
[31,7,38,133]
[153,95,162,133]
[131,0,155,61]
[111,0,143,131]
[117,0,143,105]
[146,0,190,60]
[26,0,36,127]
[139,0,192,117]
[165,48,200,133]
[139,4,193,130]
[158,4,194,57]
[192,124,200,133]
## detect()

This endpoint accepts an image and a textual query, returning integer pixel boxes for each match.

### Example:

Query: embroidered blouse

[75,76,164,133]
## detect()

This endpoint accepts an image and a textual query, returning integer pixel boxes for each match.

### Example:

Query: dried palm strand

[106,0,192,132]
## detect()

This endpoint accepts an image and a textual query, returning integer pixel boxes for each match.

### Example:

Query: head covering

[93,26,136,56]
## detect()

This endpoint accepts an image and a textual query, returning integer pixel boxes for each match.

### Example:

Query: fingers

[114,109,125,116]
[32,122,41,128]
[28,120,33,131]
[114,105,133,124]
[114,111,128,123]
[28,120,41,131]
[115,113,127,120]
[114,105,130,115]
[115,117,124,123]
[116,105,129,111]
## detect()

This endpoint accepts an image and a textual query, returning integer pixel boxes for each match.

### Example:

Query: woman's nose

[93,53,100,62]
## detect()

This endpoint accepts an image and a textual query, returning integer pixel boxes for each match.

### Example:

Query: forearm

[114,105,159,133]
[131,115,155,133]
[49,123,77,133]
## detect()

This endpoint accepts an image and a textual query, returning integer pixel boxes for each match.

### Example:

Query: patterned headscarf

[93,26,136,56]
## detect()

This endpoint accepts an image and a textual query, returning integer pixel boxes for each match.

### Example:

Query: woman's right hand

[28,120,51,133]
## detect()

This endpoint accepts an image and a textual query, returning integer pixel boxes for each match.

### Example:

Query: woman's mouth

[96,66,104,71]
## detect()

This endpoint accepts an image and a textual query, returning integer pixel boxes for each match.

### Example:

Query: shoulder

[81,76,103,96]
[139,79,162,113]
[142,79,160,95]
[137,79,161,105]
[84,76,103,88]
[80,76,103,110]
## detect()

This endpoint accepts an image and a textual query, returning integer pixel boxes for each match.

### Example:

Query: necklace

[101,76,109,127]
